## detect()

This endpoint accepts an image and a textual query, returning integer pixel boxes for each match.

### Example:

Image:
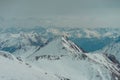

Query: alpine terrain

[0,27,120,80]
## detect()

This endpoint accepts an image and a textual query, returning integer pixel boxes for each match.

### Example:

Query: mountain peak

[61,36,85,53]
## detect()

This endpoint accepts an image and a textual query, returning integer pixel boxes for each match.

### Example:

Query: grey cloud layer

[0,0,120,27]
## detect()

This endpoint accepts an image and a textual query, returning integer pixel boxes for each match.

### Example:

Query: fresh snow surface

[101,41,120,62]
[0,51,60,80]
[0,33,120,80]
[25,37,120,80]
[26,36,83,61]
[32,56,112,80]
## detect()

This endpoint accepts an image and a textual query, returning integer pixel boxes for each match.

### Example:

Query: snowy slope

[0,27,120,80]
[0,51,61,80]
[33,56,112,80]
[25,37,69,61]
[101,37,120,62]
[26,37,120,80]
[26,36,85,61]
[0,32,50,58]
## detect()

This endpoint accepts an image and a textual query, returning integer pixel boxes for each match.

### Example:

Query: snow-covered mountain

[0,27,120,80]
[0,27,119,52]
[24,36,120,80]
[0,51,62,80]
[0,32,52,58]
[1,27,120,38]
[101,36,120,62]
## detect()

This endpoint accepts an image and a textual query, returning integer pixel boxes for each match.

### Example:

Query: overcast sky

[0,0,120,27]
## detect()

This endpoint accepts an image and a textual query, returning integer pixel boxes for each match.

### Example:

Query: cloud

[0,0,120,28]
[0,0,120,17]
